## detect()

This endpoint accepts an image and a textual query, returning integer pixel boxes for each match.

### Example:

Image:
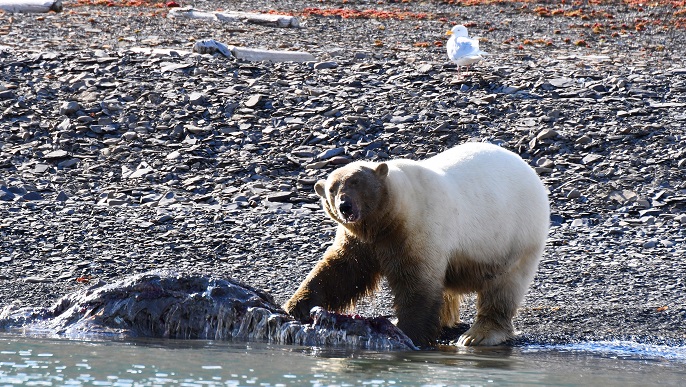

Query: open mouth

[338,201,359,223]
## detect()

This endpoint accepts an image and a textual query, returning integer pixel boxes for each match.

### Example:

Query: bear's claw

[457,323,512,346]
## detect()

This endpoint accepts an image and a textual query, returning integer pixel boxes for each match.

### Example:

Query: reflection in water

[1,334,685,386]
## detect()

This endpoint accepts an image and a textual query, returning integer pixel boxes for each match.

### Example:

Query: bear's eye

[348,179,358,187]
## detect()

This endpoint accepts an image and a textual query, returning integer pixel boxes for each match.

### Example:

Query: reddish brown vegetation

[300,7,430,20]
[64,0,685,29]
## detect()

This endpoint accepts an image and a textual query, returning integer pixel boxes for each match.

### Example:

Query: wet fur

[285,143,550,348]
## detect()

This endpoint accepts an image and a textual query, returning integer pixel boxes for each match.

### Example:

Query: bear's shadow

[437,323,471,344]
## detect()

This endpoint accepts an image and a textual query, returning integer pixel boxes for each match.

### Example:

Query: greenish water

[1,334,685,386]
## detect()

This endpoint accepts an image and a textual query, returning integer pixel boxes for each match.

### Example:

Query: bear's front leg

[284,236,381,320]
[386,269,444,348]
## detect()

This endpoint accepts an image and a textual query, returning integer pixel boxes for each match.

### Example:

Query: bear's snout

[337,195,359,223]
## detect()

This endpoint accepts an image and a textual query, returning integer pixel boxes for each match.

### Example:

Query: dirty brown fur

[286,164,448,346]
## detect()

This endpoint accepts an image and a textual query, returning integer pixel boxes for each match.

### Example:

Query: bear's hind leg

[440,291,462,328]
[457,282,517,346]
[458,251,541,346]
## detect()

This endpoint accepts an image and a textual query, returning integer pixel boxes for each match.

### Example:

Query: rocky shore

[1,0,685,347]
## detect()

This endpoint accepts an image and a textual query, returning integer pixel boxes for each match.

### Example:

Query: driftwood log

[168,7,299,28]
[0,0,62,13]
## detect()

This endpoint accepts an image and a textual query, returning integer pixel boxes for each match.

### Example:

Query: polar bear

[284,142,550,347]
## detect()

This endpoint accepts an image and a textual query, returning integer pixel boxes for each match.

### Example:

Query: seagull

[446,25,488,77]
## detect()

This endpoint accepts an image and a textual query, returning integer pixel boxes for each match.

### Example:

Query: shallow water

[1,334,685,387]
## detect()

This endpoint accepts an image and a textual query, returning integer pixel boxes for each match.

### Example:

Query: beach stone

[576,135,592,145]
[609,190,638,204]
[245,94,262,108]
[122,132,138,141]
[166,150,182,160]
[313,61,338,70]
[21,192,43,201]
[317,147,345,160]
[643,239,658,248]
[24,277,51,283]
[537,129,558,141]
[189,92,207,106]
[582,154,603,165]
[390,115,417,124]
[157,214,173,223]
[0,90,16,101]
[267,191,296,202]
[502,86,521,94]
[59,101,80,115]
[417,64,432,73]
[34,163,51,174]
[43,150,69,160]
[159,191,177,206]
[129,165,153,179]
[58,158,80,168]
[107,198,129,206]
[570,219,587,227]
[640,216,656,225]
[56,191,69,202]
[548,77,574,88]
[0,188,15,201]
[101,100,124,112]
[566,189,581,199]
[660,240,675,248]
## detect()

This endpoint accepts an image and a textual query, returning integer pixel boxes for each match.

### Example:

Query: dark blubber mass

[0,271,417,350]
[0,0,685,348]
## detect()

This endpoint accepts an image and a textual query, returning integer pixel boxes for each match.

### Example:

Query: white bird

[446,25,488,77]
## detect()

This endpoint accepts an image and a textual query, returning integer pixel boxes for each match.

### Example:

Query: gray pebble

[537,129,558,141]
[317,147,345,160]
[245,94,262,108]
[43,150,69,159]
[267,191,296,202]
[0,90,16,101]
[22,192,43,201]
[56,191,69,202]
[643,239,658,248]
[313,61,338,70]
[566,189,581,199]
[60,101,80,115]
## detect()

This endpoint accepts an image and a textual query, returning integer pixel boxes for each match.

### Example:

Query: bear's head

[314,162,390,228]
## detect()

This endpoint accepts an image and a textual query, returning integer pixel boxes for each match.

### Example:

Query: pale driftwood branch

[167,7,217,21]
[168,7,299,28]
[130,40,315,63]
[216,11,299,28]
[0,0,62,13]
[231,46,314,62]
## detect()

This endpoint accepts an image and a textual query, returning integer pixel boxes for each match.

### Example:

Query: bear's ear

[314,180,327,198]
[375,163,389,178]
